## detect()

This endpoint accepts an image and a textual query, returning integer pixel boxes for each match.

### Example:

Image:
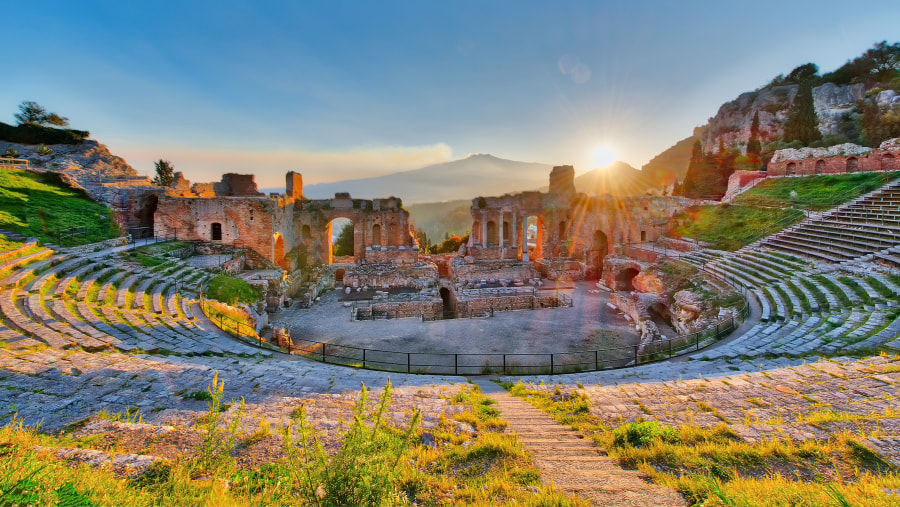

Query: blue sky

[3,1,899,188]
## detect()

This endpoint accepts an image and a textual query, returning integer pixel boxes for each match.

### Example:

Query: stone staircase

[760,180,900,263]
[473,380,686,507]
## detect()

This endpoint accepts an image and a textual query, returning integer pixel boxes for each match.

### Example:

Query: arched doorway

[372,224,382,246]
[847,157,858,173]
[883,154,896,171]
[787,162,797,175]
[815,160,826,174]
[616,267,640,291]
[525,216,543,260]
[211,223,222,241]
[273,233,287,269]
[335,268,346,283]
[439,287,457,319]
[503,220,511,245]
[137,194,158,237]
[328,218,355,263]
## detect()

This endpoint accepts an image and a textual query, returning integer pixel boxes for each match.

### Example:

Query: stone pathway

[471,379,686,507]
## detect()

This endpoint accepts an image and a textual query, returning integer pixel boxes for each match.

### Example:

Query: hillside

[640,135,697,187]
[0,168,120,245]
[574,161,663,196]
[406,199,472,241]
[303,154,552,203]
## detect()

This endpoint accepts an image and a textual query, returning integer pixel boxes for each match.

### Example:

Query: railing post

[669,338,672,358]
[503,354,506,375]
[322,342,326,362]
[363,348,366,369]
[595,350,598,370]
[634,345,638,364]
[550,354,554,375]
[455,354,458,375]
[407,353,411,373]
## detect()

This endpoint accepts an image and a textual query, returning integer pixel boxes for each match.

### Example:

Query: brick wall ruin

[767,139,899,177]
[462,165,691,280]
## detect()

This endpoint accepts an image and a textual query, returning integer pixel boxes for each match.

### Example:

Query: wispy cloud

[107,142,454,187]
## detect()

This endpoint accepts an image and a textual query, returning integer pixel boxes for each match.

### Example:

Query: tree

[859,98,885,148]
[783,81,822,146]
[333,223,354,257]
[13,101,69,127]
[152,159,175,186]
[746,110,762,164]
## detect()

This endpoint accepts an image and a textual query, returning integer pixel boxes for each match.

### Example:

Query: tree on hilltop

[152,159,175,186]
[14,101,70,127]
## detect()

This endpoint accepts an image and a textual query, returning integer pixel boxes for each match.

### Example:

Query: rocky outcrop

[699,83,866,153]
[0,140,138,184]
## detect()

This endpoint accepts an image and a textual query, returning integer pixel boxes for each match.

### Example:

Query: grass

[0,168,120,245]
[839,276,873,305]
[206,274,261,305]
[814,275,853,307]
[502,380,900,507]
[669,204,804,251]
[0,378,585,506]
[0,233,23,253]
[736,171,900,210]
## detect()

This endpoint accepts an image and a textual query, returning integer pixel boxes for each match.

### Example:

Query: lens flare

[591,146,617,168]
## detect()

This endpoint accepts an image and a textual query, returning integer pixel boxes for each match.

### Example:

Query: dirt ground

[270,281,677,373]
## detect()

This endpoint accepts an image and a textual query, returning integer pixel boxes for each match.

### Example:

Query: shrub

[612,421,680,448]
[0,121,89,145]
[207,274,261,305]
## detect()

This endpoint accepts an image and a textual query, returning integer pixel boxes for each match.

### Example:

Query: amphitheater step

[470,379,686,507]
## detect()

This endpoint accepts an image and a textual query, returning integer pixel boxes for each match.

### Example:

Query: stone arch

[136,194,158,238]
[335,268,346,283]
[616,267,640,291]
[327,217,355,263]
[815,159,825,174]
[273,233,288,270]
[592,230,608,252]
[502,220,511,245]
[372,223,382,246]
[883,154,896,171]
[472,221,482,245]
[525,215,543,260]
[211,222,222,241]
[847,157,859,173]
[486,221,498,245]
[787,162,797,175]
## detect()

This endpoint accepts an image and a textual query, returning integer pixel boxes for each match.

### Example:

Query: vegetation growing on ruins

[333,222,354,256]
[151,159,175,187]
[0,168,119,245]
[502,380,900,507]
[0,378,583,506]
[206,274,261,305]
[738,171,900,209]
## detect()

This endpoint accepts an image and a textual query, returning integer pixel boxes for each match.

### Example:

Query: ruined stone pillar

[511,213,517,257]
[498,211,504,248]
[521,216,529,262]
[482,211,488,247]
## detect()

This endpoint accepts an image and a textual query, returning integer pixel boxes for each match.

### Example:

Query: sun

[591,145,617,168]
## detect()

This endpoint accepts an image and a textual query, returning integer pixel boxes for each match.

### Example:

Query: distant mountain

[302,154,552,203]
[573,161,665,196]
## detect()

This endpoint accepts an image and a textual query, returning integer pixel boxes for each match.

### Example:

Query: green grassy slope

[0,169,119,245]
[671,172,900,251]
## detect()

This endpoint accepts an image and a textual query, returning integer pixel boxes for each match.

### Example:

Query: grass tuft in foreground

[0,377,585,506]
[502,380,900,507]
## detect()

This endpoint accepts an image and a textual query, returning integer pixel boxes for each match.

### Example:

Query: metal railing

[199,296,267,350]
[283,303,745,375]
[0,157,28,170]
